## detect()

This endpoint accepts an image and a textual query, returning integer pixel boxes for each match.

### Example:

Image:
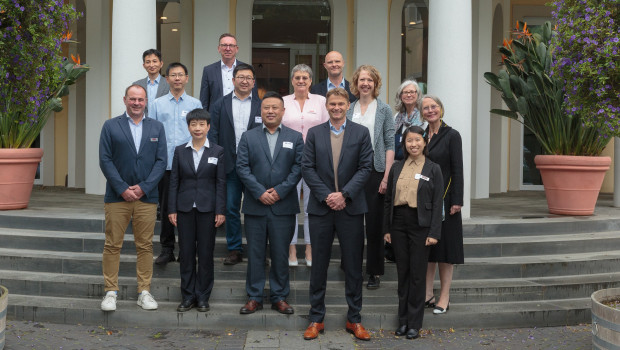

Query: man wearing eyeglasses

[200,33,256,112]
[151,62,203,265]
[208,63,262,265]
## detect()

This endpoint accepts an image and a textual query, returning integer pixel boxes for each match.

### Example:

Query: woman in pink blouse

[282,64,330,267]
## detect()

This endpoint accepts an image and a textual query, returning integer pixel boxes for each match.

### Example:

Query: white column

[614,137,620,206]
[354,0,389,102]
[195,1,230,95]
[110,0,156,117]
[179,0,194,95]
[427,0,472,218]
[84,0,112,195]
[330,0,349,66]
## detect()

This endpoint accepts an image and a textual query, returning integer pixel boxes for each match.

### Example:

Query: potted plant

[0,0,88,209]
[484,20,610,215]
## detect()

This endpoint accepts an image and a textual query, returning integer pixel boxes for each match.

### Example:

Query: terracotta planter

[535,155,610,216]
[0,148,44,210]
[591,288,620,350]
[0,285,7,350]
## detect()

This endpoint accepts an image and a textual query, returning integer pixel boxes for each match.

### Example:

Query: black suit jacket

[302,120,373,216]
[383,158,443,240]
[207,92,262,174]
[310,79,357,103]
[168,142,226,214]
[199,60,258,112]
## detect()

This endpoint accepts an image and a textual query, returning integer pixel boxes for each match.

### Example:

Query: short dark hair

[166,62,188,76]
[233,63,255,78]
[401,125,428,157]
[142,49,162,62]
[186,108,210,126]
[262,91,284,104]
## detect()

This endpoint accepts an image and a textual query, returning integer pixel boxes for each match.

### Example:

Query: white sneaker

[137,291,158,310]
[101,291,117,311]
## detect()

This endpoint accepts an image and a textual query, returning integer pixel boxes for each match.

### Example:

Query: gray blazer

[346,98,395,172]
[133,76,170,115]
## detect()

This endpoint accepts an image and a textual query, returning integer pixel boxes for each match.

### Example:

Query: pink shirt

[282,93,329,141]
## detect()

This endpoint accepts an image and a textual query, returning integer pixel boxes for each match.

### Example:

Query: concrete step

[5,293,591,330]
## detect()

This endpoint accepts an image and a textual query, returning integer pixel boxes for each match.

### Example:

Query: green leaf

[490,108,519,120]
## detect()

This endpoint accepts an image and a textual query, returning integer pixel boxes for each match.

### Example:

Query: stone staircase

[2,213,620,330]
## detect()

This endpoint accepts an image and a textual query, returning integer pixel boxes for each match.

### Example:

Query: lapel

[417,159,431,193]
[224,94,235,129]
[271,128,285,164]
[156,77,169,98]
[138,117,152,155]
[427,124,449,153]
[337,122,351,166]
[212,64,223,98]
[247,97,261,130]
[118,114,138,155]
[259,129,273,163]
[182,146,197,175]
[320,122,333,172]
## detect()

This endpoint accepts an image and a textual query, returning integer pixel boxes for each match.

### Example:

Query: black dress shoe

[395,325,407,336]
[177,299,195,312]
[197,300,210,312]
[406,328,420,339]
[155,251,175,265]
[366,275,380,290]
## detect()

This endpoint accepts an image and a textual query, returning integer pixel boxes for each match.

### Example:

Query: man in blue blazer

[98,84,167,312]
[199,33,257,112]
[208,63,262,265]
[310,51,356,103]
[301,88,373,341]
[236,91,304,315]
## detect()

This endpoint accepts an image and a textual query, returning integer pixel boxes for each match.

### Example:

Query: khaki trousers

[103,200,156,293]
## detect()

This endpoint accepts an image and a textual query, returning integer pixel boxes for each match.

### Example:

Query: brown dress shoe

[271,300,294,314]
[303,322,324,340]
[240,299,262,314]
[223,250,243,265]
[345,321,371,341]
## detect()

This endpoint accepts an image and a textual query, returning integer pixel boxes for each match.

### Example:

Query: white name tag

[255,116,262,123]
[208,157,218,165]
[181,110,188,117]
[415,173,429,181]
[283,141,293,149]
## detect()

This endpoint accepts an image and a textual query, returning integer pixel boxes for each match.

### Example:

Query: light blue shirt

[221,59,237,97]
[146,75,161,113]
[152,91,203,169]
[232,92,253,150]
[329,119,347,135]
[327,77,346,92]
[126,113,144,152]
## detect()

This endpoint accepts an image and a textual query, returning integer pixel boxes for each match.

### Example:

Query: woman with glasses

[346,65,395,290]
[281,64,329,267]
[420,95,464,315]
[393,80,426,161]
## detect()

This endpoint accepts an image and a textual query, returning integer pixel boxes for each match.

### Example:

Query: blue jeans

[226,170,244,252]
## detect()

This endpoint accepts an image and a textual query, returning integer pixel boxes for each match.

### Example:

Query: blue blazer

[199,60,258,112]
[208,92,262,174]
[310,79,357,103]
[301,121,373,216]
[168,142,226,214]
[236,125,304,216]
[99,113,167,204]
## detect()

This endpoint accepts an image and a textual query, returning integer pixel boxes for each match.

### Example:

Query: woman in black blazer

[383,126,443,340]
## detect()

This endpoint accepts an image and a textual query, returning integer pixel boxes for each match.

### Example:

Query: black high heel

[425,296,436,308]
[433,300,450,314]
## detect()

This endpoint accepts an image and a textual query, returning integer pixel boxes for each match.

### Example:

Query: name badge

[181,110,188,117]
[255,116,262,123]
[150,138,158,142]
[415,173,430,181]
[283,141,293,149]
[208,157,218,165]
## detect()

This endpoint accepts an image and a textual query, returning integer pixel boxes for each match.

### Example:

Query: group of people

[97,32,464,342]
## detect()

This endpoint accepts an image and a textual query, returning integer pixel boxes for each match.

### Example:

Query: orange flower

[516,21,520,31]
[71,54,81,65]
[61,31,73,42]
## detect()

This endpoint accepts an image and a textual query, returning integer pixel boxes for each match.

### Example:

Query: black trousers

[308,210,364,323]
[158,170,175,252]
[177,209,216,302]
[391,206,430,330]
[364,169,385,276]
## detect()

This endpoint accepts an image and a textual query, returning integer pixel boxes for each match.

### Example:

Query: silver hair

[394,79,421,113]
[291,64,313,80]
[419,94,445,119]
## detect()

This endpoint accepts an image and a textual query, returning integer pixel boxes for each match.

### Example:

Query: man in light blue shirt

[151,62,203,265]
[133,49,170,115]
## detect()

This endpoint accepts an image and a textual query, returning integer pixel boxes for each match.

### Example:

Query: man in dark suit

[236,91,304,315]
[98,84,167,312]
[310,51,356,103]
[208,63,262,265]
[168,108,226,313]
[133,49,169,115]
[301,88,373,341]
[199,33,257,112]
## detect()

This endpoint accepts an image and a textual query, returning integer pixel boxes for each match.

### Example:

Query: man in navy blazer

[98,84,167,312]
[208,63,262,265]
[236,91,304,315]
[199,33,257,112]
[301,88,373,341]
[310,51,356,103]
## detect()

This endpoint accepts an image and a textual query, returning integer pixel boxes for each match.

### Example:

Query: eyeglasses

[402,90,418,96]
[235,76,255,82]
[423,105,441,112]
[219,44,238,49]
[169,74,186,79]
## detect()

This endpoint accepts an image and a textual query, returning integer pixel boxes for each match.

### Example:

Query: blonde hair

[350,65,382,98]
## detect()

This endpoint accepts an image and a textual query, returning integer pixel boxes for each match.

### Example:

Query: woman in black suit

[383,125,443,339]
[420,95,464,315]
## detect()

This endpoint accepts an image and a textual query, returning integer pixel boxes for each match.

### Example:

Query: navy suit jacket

[99,113,167,204]
[302,120,373,216]
[382,158,444,240]
[310,79,357,103]
[199,60,258,112]
[168,142,226,214]
[236,125,304,216]
[208,92,262,174]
